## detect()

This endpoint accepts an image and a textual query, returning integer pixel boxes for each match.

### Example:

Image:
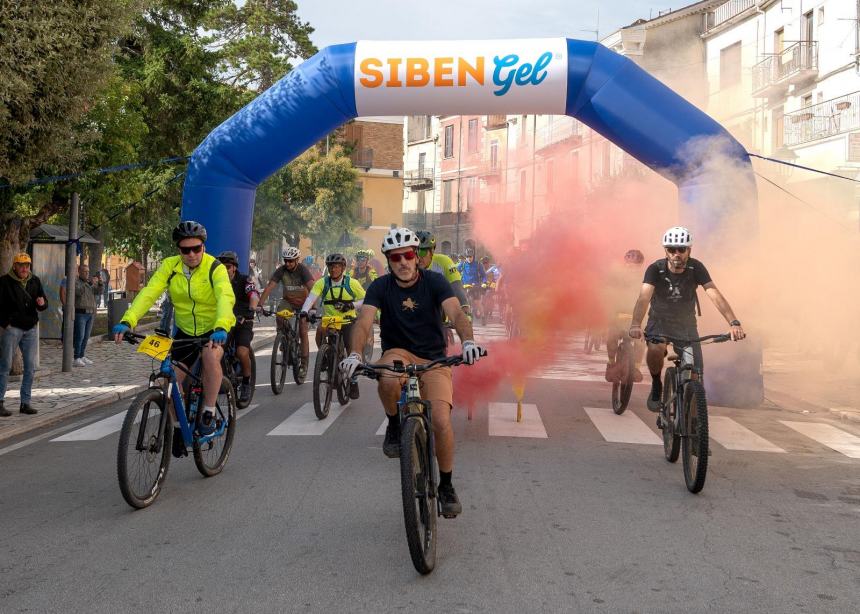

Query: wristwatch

[729,319,741,327]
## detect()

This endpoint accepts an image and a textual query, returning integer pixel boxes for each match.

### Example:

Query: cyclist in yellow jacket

[113,221,235,436]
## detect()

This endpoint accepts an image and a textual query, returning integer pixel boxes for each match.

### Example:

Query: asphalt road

[1,329,859,613]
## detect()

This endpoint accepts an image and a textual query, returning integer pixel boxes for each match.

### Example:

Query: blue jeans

[73,313,94,359]
[0,326,38,404]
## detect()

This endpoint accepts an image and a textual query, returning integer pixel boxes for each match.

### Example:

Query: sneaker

[349,382,360,400]
[0,401,11,417]
[73,358,86,367]
[171,428,186,458]
[382,421,401,458]
[82,356,94,365]
[238,383,251,404]
[646,378,662,412]
[197,411,217,436]
[299,362,308,380]
[438,483,462,518]
[19,403,37,415]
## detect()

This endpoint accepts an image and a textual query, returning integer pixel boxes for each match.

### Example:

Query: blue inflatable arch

[182,38,761,406]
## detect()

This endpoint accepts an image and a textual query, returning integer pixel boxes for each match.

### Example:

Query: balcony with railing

[535,117,582,152]
[350,147,374,168]
[708,0,756,31]
[752,42,818,97]
[485,114,508,130]
[783,91,860,146]
[403,167,434,191]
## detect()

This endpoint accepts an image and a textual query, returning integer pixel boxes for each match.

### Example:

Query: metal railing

[535,117,581,151]
[711,0,756,29]
[783,91,860,146]
[351,147,374,168]
[404,167,434,191]
[752,42,818,95]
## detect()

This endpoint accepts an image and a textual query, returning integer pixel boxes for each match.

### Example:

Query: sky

[295,1,684,48]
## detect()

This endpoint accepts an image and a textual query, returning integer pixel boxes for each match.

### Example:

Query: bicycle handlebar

[121,331,211,348]
[645,333,733,345]
[352,348,489,381]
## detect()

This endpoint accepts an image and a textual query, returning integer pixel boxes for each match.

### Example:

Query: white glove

[462,340,483,365]
[340,352,363,379]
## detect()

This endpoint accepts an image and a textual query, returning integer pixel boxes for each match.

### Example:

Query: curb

[0,331,277,444]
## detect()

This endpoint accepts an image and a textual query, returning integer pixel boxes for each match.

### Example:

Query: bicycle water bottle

[188,385,202,418]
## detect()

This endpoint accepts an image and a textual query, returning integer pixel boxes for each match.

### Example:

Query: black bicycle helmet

[624,249,644,264]
[172,220,207,244]
[325,253,347,266]
[416,230,436,250]
[217,250,239,266]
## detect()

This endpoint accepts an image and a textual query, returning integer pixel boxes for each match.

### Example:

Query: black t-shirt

[643,258,712,326]
[269,263,314,304]
[363,270,455,361]
[230,272,258,319]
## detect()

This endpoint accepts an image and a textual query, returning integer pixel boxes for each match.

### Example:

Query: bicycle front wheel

[117,388,172,509]
[335,343,350,406]
[290,332,304,385]
[400,414,437,575]
[611,342,634,415]
[193,377,236,477]
[682,380,709,493]
[662,368,680,463]
[313,343,334,419]
[270,333,288,394]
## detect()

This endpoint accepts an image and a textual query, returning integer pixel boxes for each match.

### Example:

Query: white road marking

[51,411,129,442]
[237,403,260,420]
[376,419,387,436]
[709,416,785,452]
[488,402,548,438]
[267,401,349,436]
[583,407,661,445]
[780,421,860,459]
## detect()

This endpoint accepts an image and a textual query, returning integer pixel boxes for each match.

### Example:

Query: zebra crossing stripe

[780,421,860,458]
[488,402,548,438]
[708,416,785,452]
[583,407,661,445]
[51,411,127,442]
[267,402,348,436]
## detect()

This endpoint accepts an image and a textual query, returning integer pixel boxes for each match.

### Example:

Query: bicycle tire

[400,415,437,575]
[662,367,680,463]
[611,342,635,415]
[235,348,256,409]
[583,331,593,354]
[290,331,304,385]
[193,377,236,477]
[270,333,288,394]
[336,342,350,406]
[117,388,172,509]
[682,380,709,493]
[313,343,334,419]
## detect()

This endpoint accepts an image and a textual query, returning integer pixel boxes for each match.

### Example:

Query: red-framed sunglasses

[388,251,417,263]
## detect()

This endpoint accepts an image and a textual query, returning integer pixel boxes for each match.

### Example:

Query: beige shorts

[379,348,453,409]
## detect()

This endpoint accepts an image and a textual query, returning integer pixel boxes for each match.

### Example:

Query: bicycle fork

[399,378,439,513]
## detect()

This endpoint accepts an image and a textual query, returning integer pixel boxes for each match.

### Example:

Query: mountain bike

[310,313,355,419]
[352,350,487,575]
[116,331,236,509]
[222,319,256,409]
[609,314,640,415]
[463,283,485,326]
[263,307,305,393]
[647,332,733,494]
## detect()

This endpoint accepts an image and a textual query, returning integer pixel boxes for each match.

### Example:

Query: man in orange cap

[0,253,48,416]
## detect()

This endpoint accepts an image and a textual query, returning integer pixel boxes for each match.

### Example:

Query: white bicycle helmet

[662,226,693,247]
[381,227,419,253]
[282,246,301,260]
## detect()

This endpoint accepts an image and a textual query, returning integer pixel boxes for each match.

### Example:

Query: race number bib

[136,334,173,360]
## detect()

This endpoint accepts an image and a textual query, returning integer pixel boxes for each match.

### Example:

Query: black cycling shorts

[232,319,254,348]
[173,329,213,369]
[644,318,703,369]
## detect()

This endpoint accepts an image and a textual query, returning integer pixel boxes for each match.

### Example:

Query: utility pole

[62,193,79,372]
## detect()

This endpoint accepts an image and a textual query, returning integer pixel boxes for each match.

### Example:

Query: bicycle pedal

[441,513,459,519]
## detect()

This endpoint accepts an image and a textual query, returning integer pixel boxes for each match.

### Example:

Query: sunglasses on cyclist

[179,244,204,255]
[388,251,417,263]
[666,246,688,254]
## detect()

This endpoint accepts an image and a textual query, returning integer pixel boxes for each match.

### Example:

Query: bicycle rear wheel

[117,388,172,509]
[193,377,236,477]
[289,331,304,385]
[661,368,680,463]
[270,333,288,394]
[611,342,634,415]
[400,414,437,575]
[682,380,709,493]
[313,343,334,419]
[235,348,256,409]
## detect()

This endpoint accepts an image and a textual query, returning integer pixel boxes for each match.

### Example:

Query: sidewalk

[0,316,279,443]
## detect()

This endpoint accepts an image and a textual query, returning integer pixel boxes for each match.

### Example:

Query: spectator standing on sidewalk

[64,264,99,367]
[0,253,48,416]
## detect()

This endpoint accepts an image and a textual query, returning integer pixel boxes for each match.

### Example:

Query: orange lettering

[359,58,384,87]
[434,57,454,87]
[387,57,403,87]
[406,58,430,86]
[458,57,484,86]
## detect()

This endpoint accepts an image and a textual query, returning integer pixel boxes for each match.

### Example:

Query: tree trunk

[0,214,29,272]
[87,225,105,269]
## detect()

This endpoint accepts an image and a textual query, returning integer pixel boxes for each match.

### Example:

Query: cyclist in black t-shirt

[218,251,259,404]
[628,226,746,412]
[340,227,485,518]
